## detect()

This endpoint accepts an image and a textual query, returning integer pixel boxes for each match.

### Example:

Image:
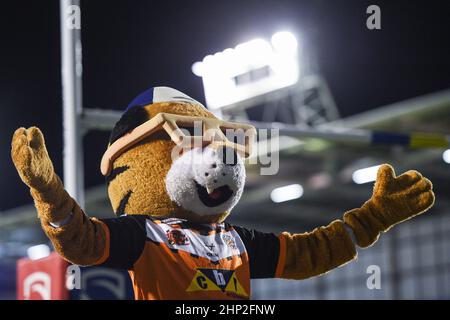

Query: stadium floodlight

[443,149,450,164]
[271,31,298,56]
[352,165,381,184]
[270,184,304,203]
[192,31,300,109]
[27,244,51,260]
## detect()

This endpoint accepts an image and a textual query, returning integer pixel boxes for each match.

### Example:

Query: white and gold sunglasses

[101,112,257,176]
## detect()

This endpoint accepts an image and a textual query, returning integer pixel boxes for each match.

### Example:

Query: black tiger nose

[218,146,237,166]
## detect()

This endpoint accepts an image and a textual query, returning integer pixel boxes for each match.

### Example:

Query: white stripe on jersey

[145,219,246,262]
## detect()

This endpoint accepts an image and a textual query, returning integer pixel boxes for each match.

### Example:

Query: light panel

[27,244,51,260]
[270,184,304,203]
[192,31,300,109]
[352,165,381,184]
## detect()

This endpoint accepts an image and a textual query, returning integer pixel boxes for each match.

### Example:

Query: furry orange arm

[277,165,435,280]
[33,175,109,266]
[277,220,356,280]
[11,127,108,266]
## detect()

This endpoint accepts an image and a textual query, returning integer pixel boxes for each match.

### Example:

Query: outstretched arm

[11,127,108,266]
[277,164,434,280]
[278,220,356,280]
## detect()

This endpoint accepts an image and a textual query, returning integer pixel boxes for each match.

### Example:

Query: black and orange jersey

[98,215,285,300]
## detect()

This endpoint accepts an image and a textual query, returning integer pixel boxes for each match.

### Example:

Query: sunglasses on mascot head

[101,112,257,176]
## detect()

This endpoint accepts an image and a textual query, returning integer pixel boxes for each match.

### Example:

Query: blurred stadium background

[1,0,450,299]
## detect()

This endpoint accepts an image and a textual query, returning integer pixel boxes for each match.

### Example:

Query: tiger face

[105,90,247,224]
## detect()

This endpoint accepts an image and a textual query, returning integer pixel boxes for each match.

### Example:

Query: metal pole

[81,107,450,148]
[60,0,85,208]
[250,121,450,148]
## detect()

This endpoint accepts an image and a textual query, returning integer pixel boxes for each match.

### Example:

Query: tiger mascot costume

[11,87,435,299]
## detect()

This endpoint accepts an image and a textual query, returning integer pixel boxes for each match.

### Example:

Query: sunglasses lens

[166,116,254,157]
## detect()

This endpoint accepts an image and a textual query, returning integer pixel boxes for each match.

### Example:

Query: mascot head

[101,87,256,224]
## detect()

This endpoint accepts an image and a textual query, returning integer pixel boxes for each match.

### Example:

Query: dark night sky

[1,0,449,211]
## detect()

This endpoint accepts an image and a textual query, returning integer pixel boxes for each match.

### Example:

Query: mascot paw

[344,164,435,248]
[372,164,434,219]
[11,127,56,192]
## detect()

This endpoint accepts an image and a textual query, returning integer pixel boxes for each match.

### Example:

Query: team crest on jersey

[186,268,248,298]
[221,234,237,250]
[166,229,190,246]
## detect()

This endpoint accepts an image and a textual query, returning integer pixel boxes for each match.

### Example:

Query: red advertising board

[17,252,69,300]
